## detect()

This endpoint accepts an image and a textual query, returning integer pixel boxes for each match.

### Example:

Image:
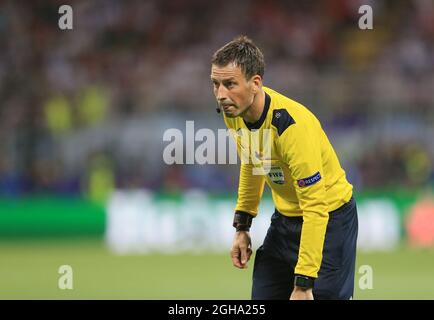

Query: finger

[240,246,248,265]
[231,250,243,268]
[246,247,252,260]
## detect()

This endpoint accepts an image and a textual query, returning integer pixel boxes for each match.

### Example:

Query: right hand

[230,231,252,269]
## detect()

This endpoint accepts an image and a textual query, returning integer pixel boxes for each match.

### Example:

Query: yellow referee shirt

[223,86,353,278]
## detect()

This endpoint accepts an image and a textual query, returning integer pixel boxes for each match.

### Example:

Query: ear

[251,75,262,93]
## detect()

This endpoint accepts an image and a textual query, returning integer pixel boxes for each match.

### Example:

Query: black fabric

[244,92,271,130]
[251,197,358,300]
[233,211,254,231]
[271,109,296,136]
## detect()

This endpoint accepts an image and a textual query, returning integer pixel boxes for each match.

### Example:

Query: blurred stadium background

[1,0,434,299]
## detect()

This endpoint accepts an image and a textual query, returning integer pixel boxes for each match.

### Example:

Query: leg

[314,197,359,300]
[251,212,302,300]
[337,199,358,299]
[251,245,294,300]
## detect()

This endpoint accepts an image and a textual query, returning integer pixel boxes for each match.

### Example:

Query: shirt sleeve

[229,126,266,217]
[223,115,265,216]
[278,118,329,278]
[235,163,266,217]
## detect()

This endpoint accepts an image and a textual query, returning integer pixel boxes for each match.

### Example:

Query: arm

[278,119,329,281]
[225,119,266,268]
[235,163,266,216]
[230,163,265,269]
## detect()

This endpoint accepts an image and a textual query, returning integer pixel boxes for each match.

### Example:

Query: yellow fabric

[223,86,353,278]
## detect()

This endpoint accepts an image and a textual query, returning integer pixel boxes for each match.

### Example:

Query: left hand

[290,287,314,300]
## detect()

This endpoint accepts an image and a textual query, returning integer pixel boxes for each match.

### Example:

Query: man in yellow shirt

[210,36,358,300]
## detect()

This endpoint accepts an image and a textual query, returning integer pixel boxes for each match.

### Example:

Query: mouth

[221,104,235,112]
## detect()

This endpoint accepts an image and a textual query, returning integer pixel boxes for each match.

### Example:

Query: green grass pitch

[0,239,433,299]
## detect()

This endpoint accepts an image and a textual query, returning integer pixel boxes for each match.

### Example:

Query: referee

[210,36,358,300]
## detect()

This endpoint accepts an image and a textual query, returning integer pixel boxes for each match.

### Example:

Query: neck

[242,90,265,124]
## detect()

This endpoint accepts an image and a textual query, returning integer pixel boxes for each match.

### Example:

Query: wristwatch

[294,275,315,289]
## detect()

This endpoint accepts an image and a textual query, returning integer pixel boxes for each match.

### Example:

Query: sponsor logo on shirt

[297,172,321,187]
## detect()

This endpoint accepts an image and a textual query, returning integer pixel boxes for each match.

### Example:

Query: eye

[225,81,236,88]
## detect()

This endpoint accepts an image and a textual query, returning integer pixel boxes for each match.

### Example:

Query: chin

[224,112,237,118]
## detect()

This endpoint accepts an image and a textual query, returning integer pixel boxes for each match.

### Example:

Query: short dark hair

[211,35,265,80]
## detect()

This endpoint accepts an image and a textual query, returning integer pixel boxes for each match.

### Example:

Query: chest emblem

[267,166,285,185]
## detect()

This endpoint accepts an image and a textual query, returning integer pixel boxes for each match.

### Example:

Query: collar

[244,92,271,130]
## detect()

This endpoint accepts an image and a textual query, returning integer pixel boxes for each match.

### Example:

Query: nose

[216,85,228,103]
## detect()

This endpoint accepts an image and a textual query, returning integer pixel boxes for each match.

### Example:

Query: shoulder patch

[271,109,295,136]
[297,172,321,188]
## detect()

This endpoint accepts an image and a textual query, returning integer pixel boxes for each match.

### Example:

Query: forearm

[294,182,329,277]
[295,208,329,278]
[235,163,265,216]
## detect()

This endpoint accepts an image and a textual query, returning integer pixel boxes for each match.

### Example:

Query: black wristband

[294,275,315,289]
[233,211,253,232]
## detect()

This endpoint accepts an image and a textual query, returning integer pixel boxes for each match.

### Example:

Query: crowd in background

[0,0,433,199]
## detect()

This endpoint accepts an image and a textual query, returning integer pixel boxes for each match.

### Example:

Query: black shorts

[252,196,358,300]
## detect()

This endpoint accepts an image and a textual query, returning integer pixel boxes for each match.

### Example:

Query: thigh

[251,246,294,300]
[338,200,358,299]
[314,198,358,300]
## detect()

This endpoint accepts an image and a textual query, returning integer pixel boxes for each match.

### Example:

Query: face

[211,63,259,118]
